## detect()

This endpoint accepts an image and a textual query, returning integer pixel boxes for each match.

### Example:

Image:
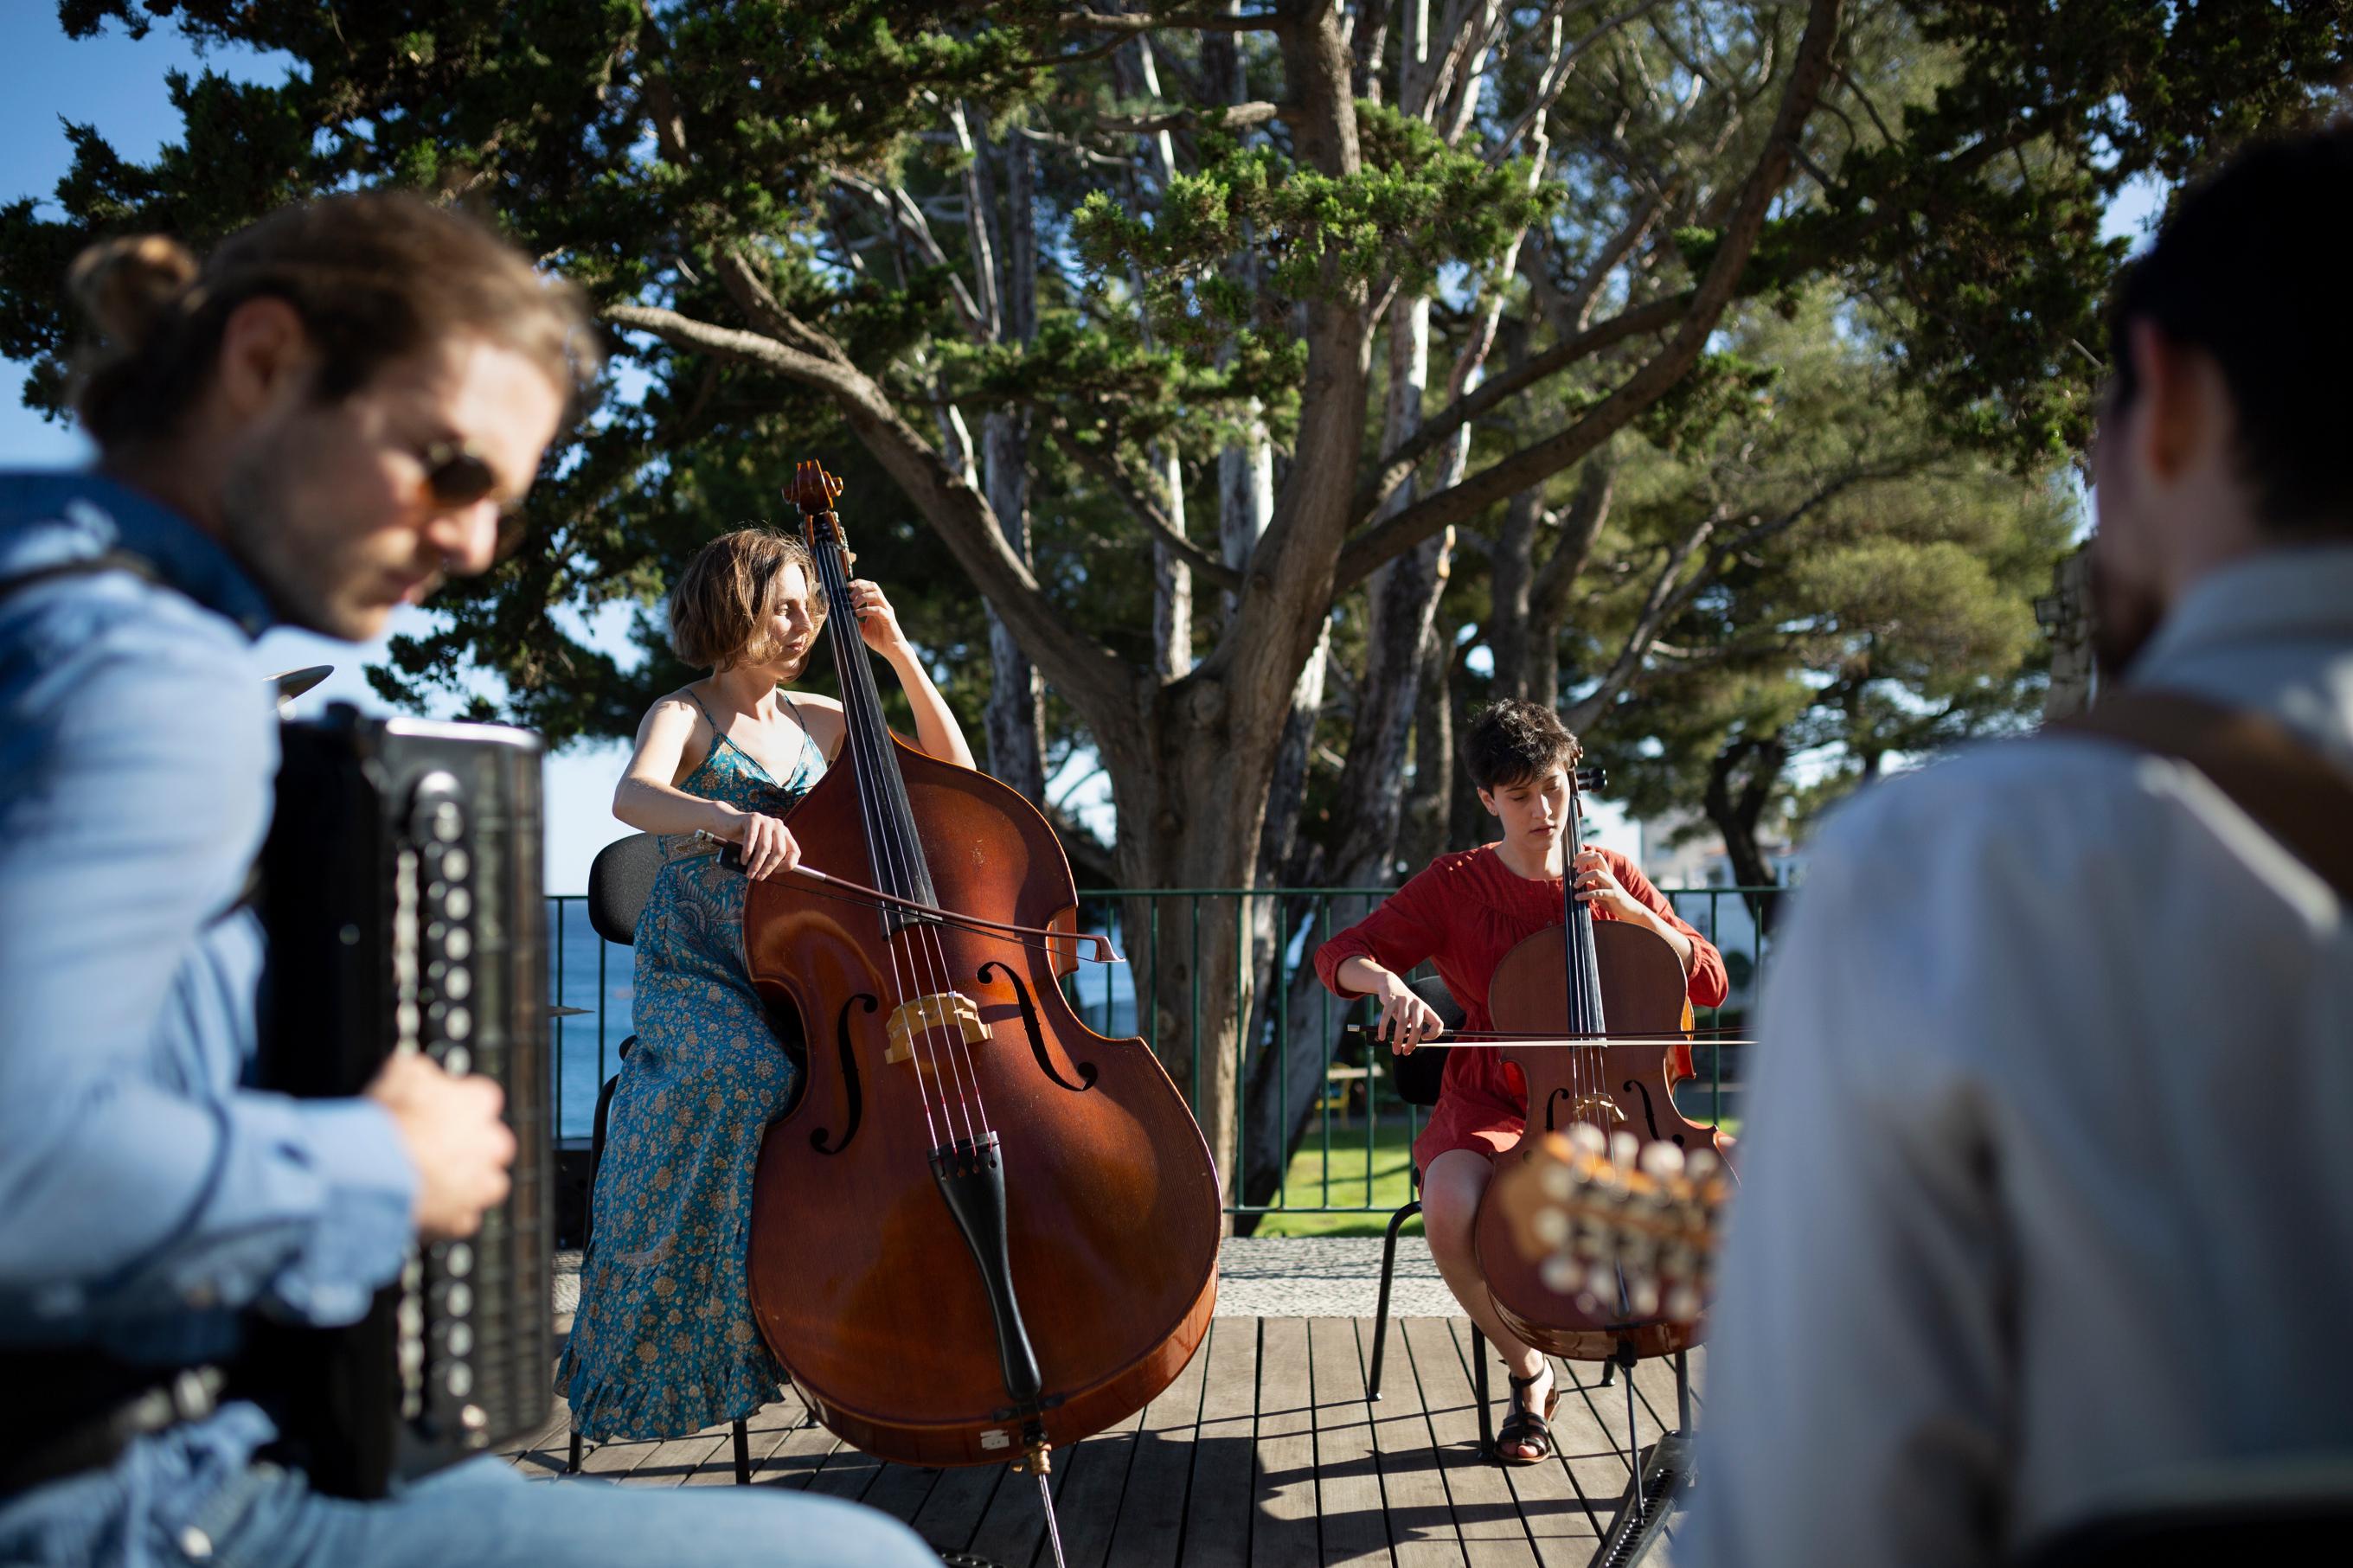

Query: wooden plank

[1484,1345,1602,1568]
[1398,1318,1536,1568]
[962,1450,1073,1568]
[1040,1403,1148,1568]
[616,1427,728,1488]
[1359,1319,1467,1568]
[1251,1316,1320,1567]
[1310,1317,1391,1566]
[860,1460,947,1527]
[1101,1324,1215,1568]
[745,1401,850,1490]
[908,1461,1010,1556]
[505,1398,576,1478]
[1179,1315,1260,1568]
[1551,1358,1653,1552]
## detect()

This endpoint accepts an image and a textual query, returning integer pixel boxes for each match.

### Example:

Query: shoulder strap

[2053,690,2353,902]
[0,547,165,605]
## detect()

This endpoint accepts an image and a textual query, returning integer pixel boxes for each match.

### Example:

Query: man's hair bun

[67,234,201,350]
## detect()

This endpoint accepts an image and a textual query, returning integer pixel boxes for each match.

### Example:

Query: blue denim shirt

[0,473,416,1539]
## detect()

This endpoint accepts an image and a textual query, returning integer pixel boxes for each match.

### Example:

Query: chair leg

[733,1418,750,1485]
[1600,1357,1615,1387]
[1369,1199,1421,1400]
[567,1426,582,1473]
[1472,1328,1493,1458]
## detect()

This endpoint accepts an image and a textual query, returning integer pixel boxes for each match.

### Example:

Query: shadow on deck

[505,1317,1702,1567]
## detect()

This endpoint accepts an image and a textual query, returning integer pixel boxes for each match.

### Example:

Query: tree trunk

[1702,731,1789,932]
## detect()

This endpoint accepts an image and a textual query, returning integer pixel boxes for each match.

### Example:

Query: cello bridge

[885,991,991,1065]
[1571,1095,1627,1124]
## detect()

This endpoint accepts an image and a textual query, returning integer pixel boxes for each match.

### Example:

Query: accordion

[249,703,554,1498]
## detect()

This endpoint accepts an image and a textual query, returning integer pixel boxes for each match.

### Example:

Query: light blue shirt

[1683,546,2353,1565]
[0,474,415,1519]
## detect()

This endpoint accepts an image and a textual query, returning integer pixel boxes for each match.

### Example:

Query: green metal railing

[543,884,1777,1216]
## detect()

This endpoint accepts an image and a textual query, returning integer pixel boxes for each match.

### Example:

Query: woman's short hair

[66,190,599,451]
[667,528,827,671]
[1465,700,1583,792]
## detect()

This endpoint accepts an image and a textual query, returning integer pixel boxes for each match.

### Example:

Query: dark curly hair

[1464,700,1582,792]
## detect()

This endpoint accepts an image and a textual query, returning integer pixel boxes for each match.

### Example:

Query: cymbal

[549,1005,591,1018]
[269,664,333,704]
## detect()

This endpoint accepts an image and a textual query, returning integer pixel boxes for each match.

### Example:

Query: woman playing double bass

[1314,701,1727,1464]
[560,527,972,1441]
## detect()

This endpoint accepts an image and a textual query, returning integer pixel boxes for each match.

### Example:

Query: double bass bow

[1471,762,1735,1361]
[741,463,1222,1494]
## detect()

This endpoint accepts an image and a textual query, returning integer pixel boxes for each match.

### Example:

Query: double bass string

[817,532,958,1149]
[817,522,992,1148]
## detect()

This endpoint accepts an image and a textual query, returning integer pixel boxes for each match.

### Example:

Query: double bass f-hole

[979,960,1098,1093]
[809,993,876,1155]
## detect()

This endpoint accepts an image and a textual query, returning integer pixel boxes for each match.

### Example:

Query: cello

[741,461,1222,1488]
[1471,762,1734,1361]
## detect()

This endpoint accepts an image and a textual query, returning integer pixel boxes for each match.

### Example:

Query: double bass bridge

[884,990,991,1065]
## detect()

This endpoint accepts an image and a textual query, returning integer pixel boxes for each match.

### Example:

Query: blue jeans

[0,1453,938,1567]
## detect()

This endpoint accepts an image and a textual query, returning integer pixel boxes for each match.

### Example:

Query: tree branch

[602,300,1136,722]
[1093,100,1281,135]
[1350,291,1687,525]
[1057,8,1285,33]
[1046,419,1242,590]
[1333,0,1844,590]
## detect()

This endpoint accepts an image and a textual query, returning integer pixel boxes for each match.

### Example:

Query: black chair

[566,833,754,1485]
[2014,1456,2353,1566]
[1365,976,1497,1456]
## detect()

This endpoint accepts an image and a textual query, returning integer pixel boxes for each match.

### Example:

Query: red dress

[1313,844,1728,1175]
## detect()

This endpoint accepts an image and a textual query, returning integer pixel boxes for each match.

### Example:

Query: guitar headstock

[1492,1125,1728,1323]
[789,458,843,518]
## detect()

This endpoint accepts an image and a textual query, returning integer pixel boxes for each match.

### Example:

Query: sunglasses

[414,439,532,556]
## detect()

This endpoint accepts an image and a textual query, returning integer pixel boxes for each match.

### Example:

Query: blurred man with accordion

[0,194,931,1567]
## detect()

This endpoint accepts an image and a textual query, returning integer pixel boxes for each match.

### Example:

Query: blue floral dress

[557,695,824,1440]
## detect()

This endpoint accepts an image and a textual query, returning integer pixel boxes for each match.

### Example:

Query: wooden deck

[505,1319,1702,1566]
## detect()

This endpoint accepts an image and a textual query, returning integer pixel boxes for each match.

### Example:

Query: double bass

[1471,763,1734,1361]
[741,462,1222,1479]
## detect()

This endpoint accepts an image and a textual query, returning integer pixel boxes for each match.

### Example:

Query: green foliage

[1072,104,1555,353]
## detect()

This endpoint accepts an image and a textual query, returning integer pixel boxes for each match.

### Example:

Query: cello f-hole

[811,993,878,1155]
[1619,1076,1689,1148]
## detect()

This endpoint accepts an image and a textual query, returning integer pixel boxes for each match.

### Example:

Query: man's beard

[2087,548,2165,682]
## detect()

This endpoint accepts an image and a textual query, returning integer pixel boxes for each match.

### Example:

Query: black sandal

[1493,1366,1560,1465]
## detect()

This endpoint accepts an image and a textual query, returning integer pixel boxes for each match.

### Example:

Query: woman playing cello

[559,527,972,1441]
[1314,701,1727,1464]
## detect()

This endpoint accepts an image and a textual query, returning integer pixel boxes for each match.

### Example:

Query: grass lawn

[1244,1109,1742,1238]
[1250,1121,1422,1238]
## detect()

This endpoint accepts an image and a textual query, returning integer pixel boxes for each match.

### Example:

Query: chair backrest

[586,832,664,947]
[1375,973,1463,1110]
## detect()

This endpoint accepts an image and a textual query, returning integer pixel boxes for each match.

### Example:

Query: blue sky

[1,11,2166,888]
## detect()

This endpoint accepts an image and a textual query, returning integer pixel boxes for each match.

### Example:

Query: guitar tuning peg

[1533,1209,1569,1248]
[1628,1279,1660,1319]
[1639,1141,1685,1181]
[1542,1162,1574,1201]
[1569,1123,1607,1158]
[1665,1284,1701,1322]
[1609,1130,1639,1169]
[1542,1257,1584,1295]
[1686,1148,1720,1181]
